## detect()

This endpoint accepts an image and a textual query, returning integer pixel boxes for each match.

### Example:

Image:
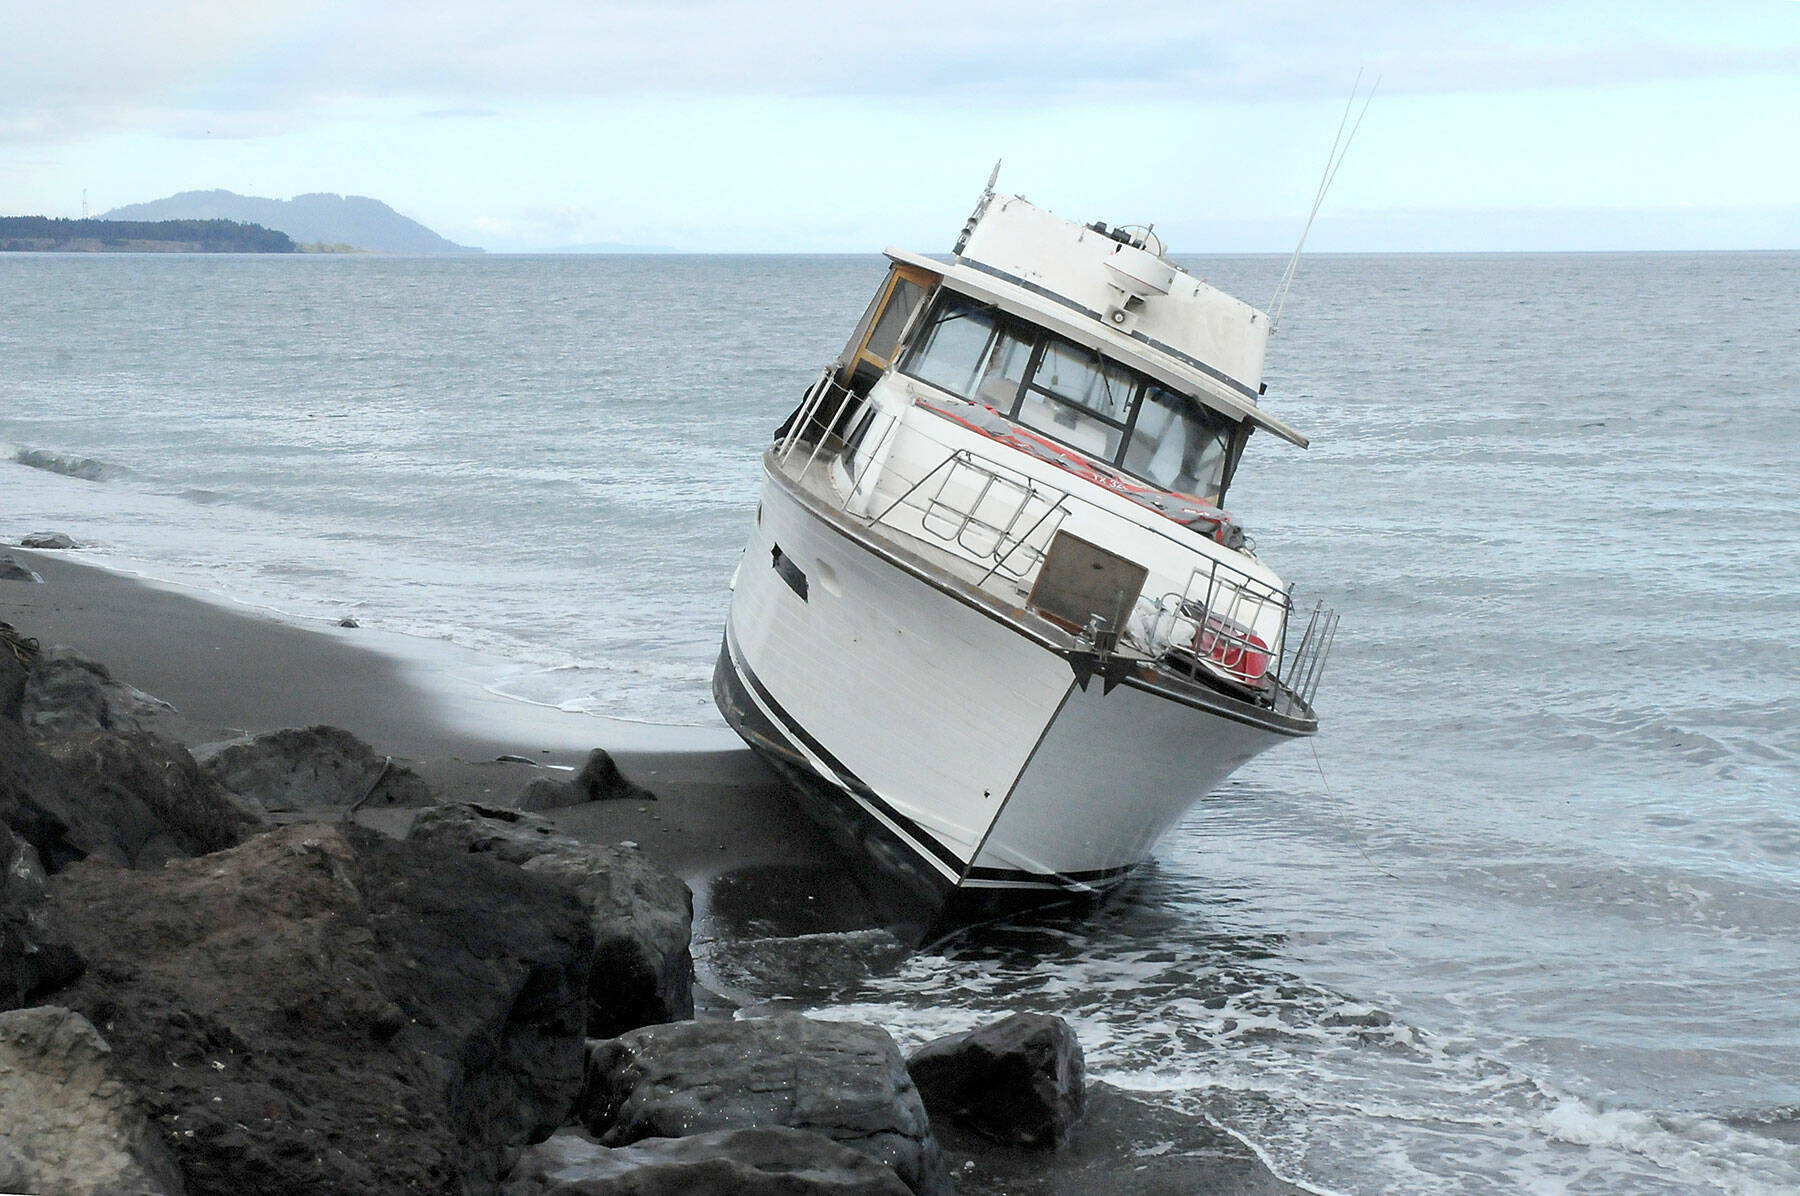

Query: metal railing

[864,449,1072,586]
[1141,555,1293,694]
[1275,599,1338,709]
[776,374,1070,589]
[776,367,862,478]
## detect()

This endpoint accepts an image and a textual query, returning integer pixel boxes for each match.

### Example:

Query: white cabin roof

[884,194,1308,448]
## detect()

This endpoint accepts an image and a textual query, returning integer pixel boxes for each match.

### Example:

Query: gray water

[3,250,1796,1193]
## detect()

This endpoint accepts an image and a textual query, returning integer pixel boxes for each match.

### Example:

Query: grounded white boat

[715,185,1336,927]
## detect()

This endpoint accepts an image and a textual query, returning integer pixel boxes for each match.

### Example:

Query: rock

[581,1015,951,1196]
[20,531,78,550]
[572,750,654,803]
[0,1005,186,1196]
[195,725,432,813]
[0,718,85,872]
[409,800,583,863]
[501,1126,912,1195]
[412,804,694,1037]
[45,822,593,1195]
[1,823,84,1009]
[19,646,168,738]
[522,845,693,1036]
[0,555,42,583]
[34,728,269,869]
[3,645,261,872]
[905,1013,1085,1149]
[0,625,30,720]
[336,616,359,628]
[515,750,654,812]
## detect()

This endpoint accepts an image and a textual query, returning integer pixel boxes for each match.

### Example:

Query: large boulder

[34,728,268,869]
[905,1013,1085,1149]
[19,646,165,738]
[501,1127,912,1195]
[0,1005,185,1196]
[45,822,594,1195]
[196,725,433,813]
[20,532,78,550]
[412,803,694,1036]
[516,749,654,812]
[0,823,84,1009]
[522,847,692,1036]
[581,1016,951,1196]
[1,716,94,872]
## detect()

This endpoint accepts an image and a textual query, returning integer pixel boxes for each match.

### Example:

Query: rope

[1311,736,1400,881]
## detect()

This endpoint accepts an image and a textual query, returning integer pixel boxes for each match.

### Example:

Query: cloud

[4,0,1796,146]
[417,107,500,120]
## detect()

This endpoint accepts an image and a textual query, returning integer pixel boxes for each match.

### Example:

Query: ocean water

[3,249,1797,1193]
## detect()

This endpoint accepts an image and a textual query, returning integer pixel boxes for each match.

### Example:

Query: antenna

[1269,72,1379,332]
[954,159,1005,255]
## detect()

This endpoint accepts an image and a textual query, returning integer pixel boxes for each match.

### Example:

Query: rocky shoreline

[2,546,1300,1195]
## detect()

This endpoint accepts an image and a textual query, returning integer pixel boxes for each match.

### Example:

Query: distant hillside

[0,215,294,253]
[101,190,480,255]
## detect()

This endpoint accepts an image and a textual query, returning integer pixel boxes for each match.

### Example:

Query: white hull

[717,454,1311,920]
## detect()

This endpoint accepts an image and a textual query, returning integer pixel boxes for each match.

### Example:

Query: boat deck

[767,438,1320,728]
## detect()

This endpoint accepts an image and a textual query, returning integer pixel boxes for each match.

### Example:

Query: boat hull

[716,456,1311,930]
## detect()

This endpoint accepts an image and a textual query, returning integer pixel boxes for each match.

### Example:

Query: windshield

[899,292,1242,503]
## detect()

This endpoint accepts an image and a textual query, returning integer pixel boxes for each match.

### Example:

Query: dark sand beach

[0,547,846,891]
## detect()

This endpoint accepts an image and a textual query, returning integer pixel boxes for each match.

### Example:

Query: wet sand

[0,547,843,894]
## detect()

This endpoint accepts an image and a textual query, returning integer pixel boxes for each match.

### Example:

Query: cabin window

[864,277,926,367]
[903,295,1036,410]
[837,264,940,396]
[900,291,1247,504]
[1122,384,1236,503]
[1014,339,1133,462]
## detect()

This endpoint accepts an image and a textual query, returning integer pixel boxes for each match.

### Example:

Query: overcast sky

[3,1,1797,252]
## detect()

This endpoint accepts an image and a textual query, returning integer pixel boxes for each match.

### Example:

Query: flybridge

[882,195,1309,447]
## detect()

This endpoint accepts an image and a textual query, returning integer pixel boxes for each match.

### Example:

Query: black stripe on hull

[712,632,1140,936]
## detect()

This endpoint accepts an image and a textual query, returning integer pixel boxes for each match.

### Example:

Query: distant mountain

[100,190,480,255]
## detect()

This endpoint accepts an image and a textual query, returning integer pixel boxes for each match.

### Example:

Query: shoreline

[0,546,840,892]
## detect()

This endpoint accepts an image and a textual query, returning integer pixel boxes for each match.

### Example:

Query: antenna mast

[1269,72,1378,332]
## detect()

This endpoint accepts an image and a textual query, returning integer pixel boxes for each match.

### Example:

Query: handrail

[1277,600,1338,708]
[1137,555,1292,694]
[862,448,1072,585]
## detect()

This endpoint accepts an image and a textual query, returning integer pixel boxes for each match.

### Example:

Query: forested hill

[0,216,296,253]
[102,190,480,254]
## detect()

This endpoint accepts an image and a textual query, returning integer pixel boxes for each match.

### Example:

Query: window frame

[896,291,1247,504]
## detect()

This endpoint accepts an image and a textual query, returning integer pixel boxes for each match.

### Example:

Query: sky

[2,1,1797,253]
